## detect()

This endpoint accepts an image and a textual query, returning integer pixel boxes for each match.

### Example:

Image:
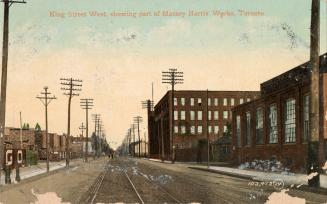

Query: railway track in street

[82,158,183,204]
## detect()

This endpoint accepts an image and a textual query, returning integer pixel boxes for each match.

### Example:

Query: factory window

[285,99,296,143]
[190,126,195,134]
[247,98,251,102]
[256,107,264,144]
[198,98,202,106]
[190,111,195,120]
[174,97,178,106]
[197,111,203,120]
[303,95,309,142]
[174,111,178,120]
[214,126,219,134]
[269,104,278,144]
[236,116,241,146]
[223,111,228,119]
[214,98,218,106]
[224,125,228,133]
[181,98,185,106]
[197,126,203,134]
[174,126,179,134]
[214,111,219,120]
[208,111,212,120]
[181,111,186,120]
[181,126,186,134]
[208,98,211,106]
[240,98,244,104]
[245,112,251,146]
[190,98,195,106]
[223,98,228,106]
[231,98,235,106]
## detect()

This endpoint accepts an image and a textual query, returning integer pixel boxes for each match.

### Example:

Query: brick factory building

[231,53,327,172]
[152,90,260,161]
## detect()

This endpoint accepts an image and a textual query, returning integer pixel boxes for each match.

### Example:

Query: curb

[188,166,327,196]
[188,166,253,180]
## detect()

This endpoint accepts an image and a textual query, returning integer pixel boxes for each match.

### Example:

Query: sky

[0,0,326,149]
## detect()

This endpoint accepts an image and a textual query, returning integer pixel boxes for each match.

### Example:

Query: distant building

[231,53,327,172]
[152,90,260,161]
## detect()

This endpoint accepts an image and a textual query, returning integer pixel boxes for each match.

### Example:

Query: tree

[35,123,41,131]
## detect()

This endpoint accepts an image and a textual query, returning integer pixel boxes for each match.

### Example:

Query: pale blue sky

[1,0,326,148]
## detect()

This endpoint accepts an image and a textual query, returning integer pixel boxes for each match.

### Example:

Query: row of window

[174,125,228,135]
[174,110,231,121]
[236,96,309,146]
[174,97,251,107]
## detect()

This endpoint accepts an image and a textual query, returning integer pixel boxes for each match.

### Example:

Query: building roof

[261,53,327,95]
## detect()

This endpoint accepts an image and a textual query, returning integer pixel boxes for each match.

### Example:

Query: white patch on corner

[31,189,70,204]
[265,189,305,204]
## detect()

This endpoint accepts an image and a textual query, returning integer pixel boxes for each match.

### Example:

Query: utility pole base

[307,141,321,187]
[15,167,20,182]
[5,166,11,184]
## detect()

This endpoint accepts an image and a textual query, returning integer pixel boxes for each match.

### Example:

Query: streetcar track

[123,158,183,204]
[124,170,145,204]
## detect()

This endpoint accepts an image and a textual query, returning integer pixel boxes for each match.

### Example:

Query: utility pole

[144,131,147,157]
[80,99,93,162]
[162,68,184,163]
[92,114,100,158]
[19,112,22,149]
[134,116,143,157]
[128,128,131,156]
[99,123,104,156]
[79,122,86,161]
[206,89,210,168]
[79,123,86,138]
[37,86,57,173]
[0,0,26,183]
[142,99,154,157]
[131,124,136,157]
[60,78,82,168]
[307,0,321,187]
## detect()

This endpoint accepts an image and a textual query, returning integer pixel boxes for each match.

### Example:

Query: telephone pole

[92,114,101,157]
[60,78,82,167]
[37,86,57,173]
[79,123,86,138]
[128,128,131,156]
[0,0,26,182]
[162,68,184,163]
[307,0,321,187]
[80,99,93,162]
[79,122,86,161]
[134,116,143,157]
[131,124,136,157]
[206,89,210,168]
[142,99,154,157]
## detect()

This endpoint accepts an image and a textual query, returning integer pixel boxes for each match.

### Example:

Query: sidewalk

[0,159,82,185]
[147,158,230,167]
[146,158,327,189]
[192,165,327,188]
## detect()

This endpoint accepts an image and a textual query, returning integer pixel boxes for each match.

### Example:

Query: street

[80,157,327,204]
[1,157,327,203]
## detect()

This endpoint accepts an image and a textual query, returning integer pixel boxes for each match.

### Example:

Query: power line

[133,116,143,158]
[92,114,101,158]
[60,77,82,167]
[36,86,57,173]
[80,98,93,162]
[161,68,184,163]
[0,0,26,184]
